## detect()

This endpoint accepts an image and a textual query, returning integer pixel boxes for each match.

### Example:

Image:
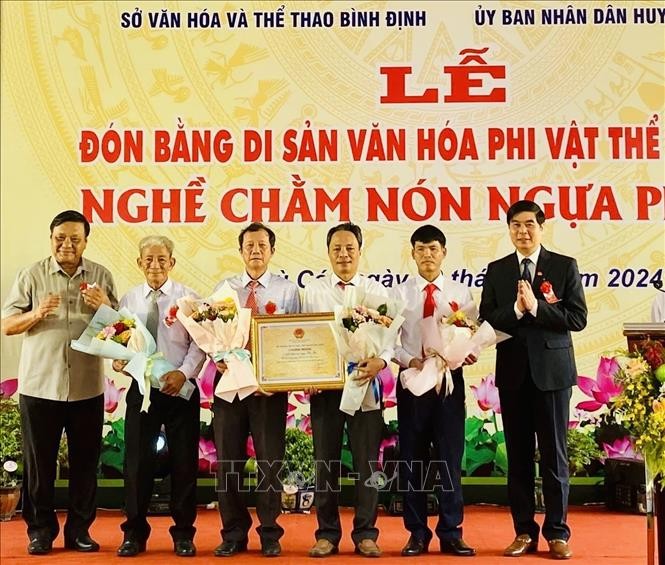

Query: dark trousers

[211,392,287,543]
[396,370,466,543]
[121,381,200,543]
[499,373,571,541]
[310,389,384,546]
[19,393,103,541]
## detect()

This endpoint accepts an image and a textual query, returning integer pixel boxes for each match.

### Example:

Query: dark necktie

[337,281,353,290]
[245,280,259,315]
[521,258,532,284]
[146,290,160,340]
[423,283,436,318]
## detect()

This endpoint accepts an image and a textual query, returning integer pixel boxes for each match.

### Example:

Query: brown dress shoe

[503,534,538,557]
[309,539,339,558]
[355,539,382,558]
[548,539,572,560]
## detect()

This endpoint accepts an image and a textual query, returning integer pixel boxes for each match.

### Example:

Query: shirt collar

[241,270,271,288]
[516,246,541,266]
[49,255,88,277]
[142,278,173,298]
[332,272,361,287]
[416,272,444,292]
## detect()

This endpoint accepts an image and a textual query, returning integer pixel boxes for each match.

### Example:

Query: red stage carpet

[0,506,651,564]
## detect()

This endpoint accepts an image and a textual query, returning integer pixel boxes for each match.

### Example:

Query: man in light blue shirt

[113,235,204,558]
[211,222,300,558]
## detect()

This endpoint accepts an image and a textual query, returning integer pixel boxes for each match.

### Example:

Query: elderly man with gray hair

[112,235,204,558]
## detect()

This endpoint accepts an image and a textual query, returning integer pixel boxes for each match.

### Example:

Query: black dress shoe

[65,533,100,552]
[261,539,281,557]
[174,539,196,557]
[401,536,430,557]
[27,536,52,555]
[213,540,248,557]
[117,539,147,557]
[440,538,476,556]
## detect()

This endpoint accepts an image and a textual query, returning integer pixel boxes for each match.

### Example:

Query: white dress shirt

[515,246,541,319]
[302,272,388,314]
[303,272,392,411]
[215,270,301,314]
[120,279,204,380]
[392,272,475,368]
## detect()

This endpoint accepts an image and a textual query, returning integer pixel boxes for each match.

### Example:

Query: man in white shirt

[392,225,477,557]
[113,236,204,558]
[303,222,389,558]
[211,222,301,558]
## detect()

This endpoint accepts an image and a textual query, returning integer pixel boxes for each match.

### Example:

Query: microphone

[654,280,665,293]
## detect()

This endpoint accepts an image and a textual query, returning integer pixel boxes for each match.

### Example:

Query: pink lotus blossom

[297,415,312,435]
[378,435,398,466]
[602,437,642,461]
[197,360,216,410]
[470,374,501,413]
[286,401,298,428]
[292,391,310,405]
[0,378,18,398]
[576,357,622,412]
[377,366,396,408]
[198,437,218,473]
[103,377,126,413]
[246,435,256,458]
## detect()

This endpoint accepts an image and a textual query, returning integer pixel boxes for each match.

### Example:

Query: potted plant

[0,380,22,520]
[567,427,604,477]
[281,427,315,513]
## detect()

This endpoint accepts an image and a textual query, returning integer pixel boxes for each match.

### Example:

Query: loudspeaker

[604,458,646,514]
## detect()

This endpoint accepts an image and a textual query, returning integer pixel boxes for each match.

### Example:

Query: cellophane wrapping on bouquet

[330,287,405,415]
[176,282,256,402]
[70,304,195,412]
[401,300,507,397]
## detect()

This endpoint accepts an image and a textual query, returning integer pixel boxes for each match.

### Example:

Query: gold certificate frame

[251,313,346,392]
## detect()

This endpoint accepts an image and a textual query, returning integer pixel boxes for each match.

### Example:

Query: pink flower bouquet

[176,282,256,402]
[401,301,505,397]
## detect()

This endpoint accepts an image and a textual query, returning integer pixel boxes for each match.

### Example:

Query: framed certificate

[251,313,346,391]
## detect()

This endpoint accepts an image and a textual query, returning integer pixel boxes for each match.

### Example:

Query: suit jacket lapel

[507,253,521,283]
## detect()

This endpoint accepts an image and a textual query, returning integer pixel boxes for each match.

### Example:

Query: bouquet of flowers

[96,316,136,344]
[331,288,405,415]
[401,300,504,397]
[176,282,256,402]
[71,305,195,412]
[610,340,665,485]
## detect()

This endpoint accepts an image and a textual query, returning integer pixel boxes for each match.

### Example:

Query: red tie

[245,280,259,315]
[337,281,352,290]
[423,283,436,318]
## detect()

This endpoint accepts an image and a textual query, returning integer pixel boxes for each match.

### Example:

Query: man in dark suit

[479,200,587,560]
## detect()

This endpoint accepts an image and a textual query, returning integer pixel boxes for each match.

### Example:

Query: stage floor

[0,505,652,564]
